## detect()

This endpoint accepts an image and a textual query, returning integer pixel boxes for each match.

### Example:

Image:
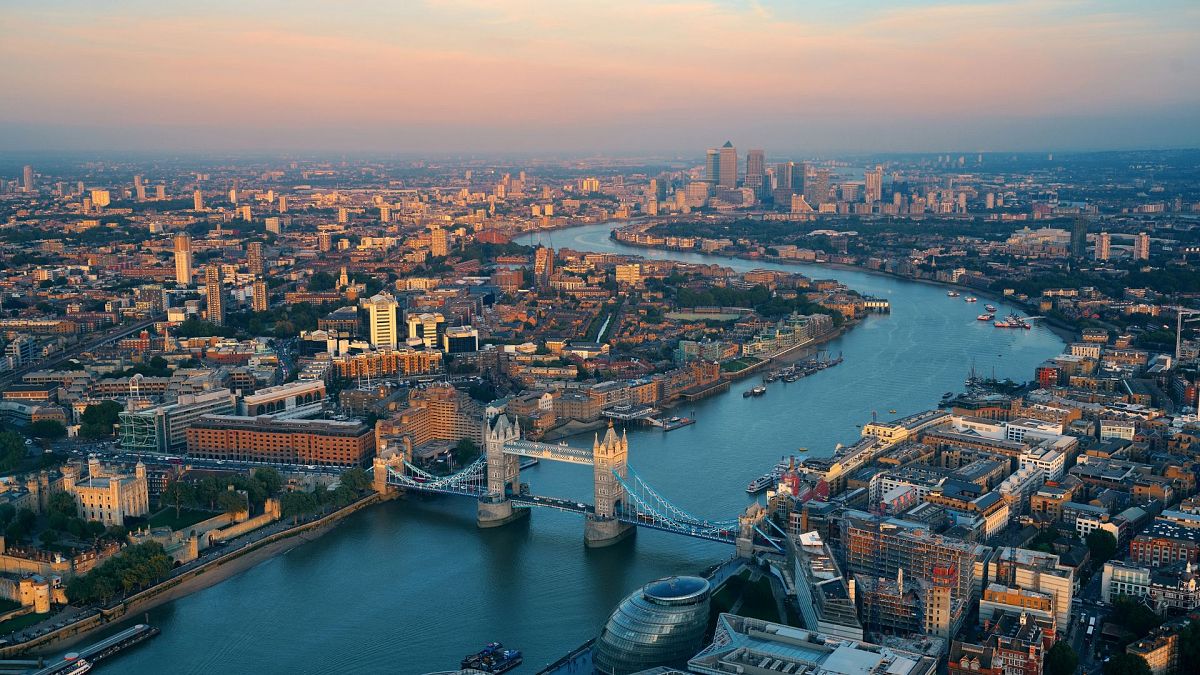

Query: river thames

[109,222,1065,673]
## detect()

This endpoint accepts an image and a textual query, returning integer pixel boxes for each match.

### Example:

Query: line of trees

[279,468,371,522]
[65,542,173,605]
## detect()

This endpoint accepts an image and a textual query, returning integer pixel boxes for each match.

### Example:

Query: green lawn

[148,508,215,531]
[0,610,44,636]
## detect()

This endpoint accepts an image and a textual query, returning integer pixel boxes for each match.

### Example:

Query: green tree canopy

[1103,654,1151,675]
[1044,641,1078,675]
[1086,529,1118,565]
[28,419,66,440]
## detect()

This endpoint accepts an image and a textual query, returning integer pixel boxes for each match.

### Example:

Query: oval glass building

[593,576,711,674]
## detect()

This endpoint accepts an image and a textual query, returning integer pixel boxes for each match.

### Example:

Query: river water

[107,222,1064,673]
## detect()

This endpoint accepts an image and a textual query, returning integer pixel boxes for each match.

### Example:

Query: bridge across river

[372,415,783,551]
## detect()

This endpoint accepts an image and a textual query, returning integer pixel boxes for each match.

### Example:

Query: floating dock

[32,623,159,674]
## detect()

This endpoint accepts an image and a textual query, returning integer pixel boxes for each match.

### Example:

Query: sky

[1,0,1197,155]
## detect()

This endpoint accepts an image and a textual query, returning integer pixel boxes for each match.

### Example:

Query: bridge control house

[186,415,375,467]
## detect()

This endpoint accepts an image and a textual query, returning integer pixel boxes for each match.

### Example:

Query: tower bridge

[372,415,782,552]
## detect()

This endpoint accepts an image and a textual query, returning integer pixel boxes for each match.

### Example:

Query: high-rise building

[745,149,766,197]
[22,165,34,192]
[205,266,225,326]
[173,233,193,285]
[90,189,111,208]
[278,195,287,213]
[239,205,251,221]
[155,184,165,200]
[318,232,333,252]
[534,246,555,287]
[252,278,269,312]
[406,312,446,349]
[380,205,390,223]
[705,149,720,184]
[1095,232,1111,260]
[1070,218,1088,258]
[718,141,738,188]
[193,189,204,211]
[1134,232,1150,260]
[865,166,883,204]
[430,227,450,257]
[247,242,264,276]
[337,207,348,224]
[134,175,145,202]
[366,292,400,349]
[804,167,831,206]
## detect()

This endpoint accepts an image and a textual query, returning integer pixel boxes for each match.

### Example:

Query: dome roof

[593,576,711,675]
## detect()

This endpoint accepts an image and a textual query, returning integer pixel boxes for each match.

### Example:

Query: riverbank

[609,230,1079,345]
[8,493,388,658]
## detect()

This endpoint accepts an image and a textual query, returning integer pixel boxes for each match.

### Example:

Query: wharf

[32,623,159,674]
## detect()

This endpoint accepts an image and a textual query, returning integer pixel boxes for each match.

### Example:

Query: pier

[31,623,159,674]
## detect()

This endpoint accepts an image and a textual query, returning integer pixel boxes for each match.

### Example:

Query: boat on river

[462,643,523,674]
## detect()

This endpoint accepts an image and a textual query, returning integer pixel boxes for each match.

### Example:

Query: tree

[162,479,194,519]
[1103,654,1151,675]
[252,467,283,496]
[452,438,480,463]
[0,431,26,473]
[1111,595,1162,637]
[79,401,121,438]
[39,530,59,547]
[340,468,371,494]
[48,491,77,518]
[217,490,247,515]
[1044,641,1078,675]
[1178,620,1200,667]
[1087,529,1118,565]
[308,271,336,292]
[28,419,66,440]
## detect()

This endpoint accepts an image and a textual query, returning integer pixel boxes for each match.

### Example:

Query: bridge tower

[585,422,633,547]
[477,413,528,528]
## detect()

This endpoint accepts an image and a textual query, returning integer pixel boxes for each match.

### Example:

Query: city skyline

[1,0,1198,154]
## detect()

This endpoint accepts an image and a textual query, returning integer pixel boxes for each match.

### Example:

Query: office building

[133,175,145,202]
[239,379,326,417]
[1100,560,1200,612]
[407,312,446,349]
[443,326,479,353]
[192,189,204,211]
[791,531,864,640]
[1070,218,1088,258]
[1134,231,1150,260]
[173,233,193,285]
[205,265,225,326]
[90,189,110,208]
[22,165,34,192]
[705,148,720,184]
[118,389,237,453]
[593,577,711,674]
[365,292,400,349]
[718,141,737,188]
[688,615,937,675]
[865,165,883,204]
[986,547,1074,627]
[187,415,375,467]
[61,456,149,527]
[805,167,832,206]
[745,149,766,197]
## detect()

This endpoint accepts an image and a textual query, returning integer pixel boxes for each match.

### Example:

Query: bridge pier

[477,496,529,528]
[584,516,634,547]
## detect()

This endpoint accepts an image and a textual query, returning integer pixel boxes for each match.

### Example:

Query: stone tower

[477,414,528,528]
[585,422,633,547]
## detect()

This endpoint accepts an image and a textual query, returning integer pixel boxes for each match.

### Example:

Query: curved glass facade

[593,576,711,675]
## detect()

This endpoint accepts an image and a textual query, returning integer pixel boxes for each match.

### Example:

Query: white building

[1020,445,1066,482]
[365,292,400,350]
[62,456,149,527]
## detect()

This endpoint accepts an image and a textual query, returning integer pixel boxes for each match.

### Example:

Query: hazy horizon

[2,0,1198,154]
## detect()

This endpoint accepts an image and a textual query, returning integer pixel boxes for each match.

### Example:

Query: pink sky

[1,1,1197,153]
